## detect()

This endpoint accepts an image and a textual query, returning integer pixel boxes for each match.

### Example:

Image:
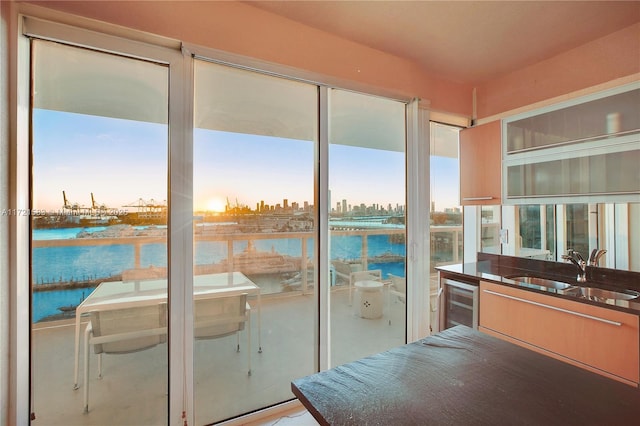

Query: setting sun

[207,197,227,213]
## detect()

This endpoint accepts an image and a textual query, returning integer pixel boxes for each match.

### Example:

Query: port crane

[62,191,83,214]
[90,193,109,215]
[122,198,167,220]
[225,196,251,215]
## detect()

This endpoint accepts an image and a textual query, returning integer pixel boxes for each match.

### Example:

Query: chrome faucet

[561,249,587,283]
[588,249,607,267]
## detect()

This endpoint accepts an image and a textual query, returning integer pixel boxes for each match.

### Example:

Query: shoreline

[33,276,119,292]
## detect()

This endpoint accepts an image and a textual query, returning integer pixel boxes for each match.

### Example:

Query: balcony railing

[31,225,462,297]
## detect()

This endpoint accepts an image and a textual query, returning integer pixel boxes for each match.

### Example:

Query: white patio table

[72,271,261,389]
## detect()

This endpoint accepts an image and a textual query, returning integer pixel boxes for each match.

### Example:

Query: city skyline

[32,109,459,213]
[194,195,407,216]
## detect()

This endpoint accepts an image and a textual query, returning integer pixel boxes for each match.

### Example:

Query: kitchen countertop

[292,325,640,426]
[437,253,640,314]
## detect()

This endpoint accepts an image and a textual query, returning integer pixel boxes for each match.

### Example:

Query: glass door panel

[328,89,406,367]
[193,60,318,424]
[429,122,462,332]
[566,203,590,256]
[30,40,169,424]
[516,205,555,260]
[430,122,463,268]
[480,206,501,254]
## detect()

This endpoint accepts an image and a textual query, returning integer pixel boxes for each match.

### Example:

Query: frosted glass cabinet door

[503,83,640,204]
[506,88,640,154]
[506,149,640,200]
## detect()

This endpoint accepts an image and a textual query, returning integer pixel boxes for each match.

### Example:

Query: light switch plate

[500,229,508,244]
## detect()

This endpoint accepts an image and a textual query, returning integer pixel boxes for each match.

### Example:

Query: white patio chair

[387,274,406,325]
[83,303,167,413]
[388,274,406,304]
[331,260,354,287]
[349,269,382,306]
[194,293,252,376]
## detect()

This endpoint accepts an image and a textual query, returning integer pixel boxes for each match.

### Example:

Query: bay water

[32,226,405,322]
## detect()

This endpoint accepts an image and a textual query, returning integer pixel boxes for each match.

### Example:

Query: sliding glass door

[328,89,407,366]
[429,122,462,331]
[23,23,412,425]
[192,60,318,423]
[30,39,169,424]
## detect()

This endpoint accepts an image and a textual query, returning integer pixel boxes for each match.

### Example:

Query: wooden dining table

[292,325,640,425]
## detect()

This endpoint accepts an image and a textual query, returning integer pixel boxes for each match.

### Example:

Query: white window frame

[7,10,433,426]
[18,15,191,426]
[407,103,431,340]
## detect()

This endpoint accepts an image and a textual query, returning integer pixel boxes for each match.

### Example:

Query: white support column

[318,86,330,371]
[169,45,194,426]
[406,102,430,341]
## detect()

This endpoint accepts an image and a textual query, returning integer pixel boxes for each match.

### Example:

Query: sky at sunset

[32,110,458,213]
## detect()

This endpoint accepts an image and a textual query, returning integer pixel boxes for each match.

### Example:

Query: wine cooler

[440,277,479,331]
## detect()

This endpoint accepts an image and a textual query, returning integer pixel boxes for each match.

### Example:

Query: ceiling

[246,1,640,85]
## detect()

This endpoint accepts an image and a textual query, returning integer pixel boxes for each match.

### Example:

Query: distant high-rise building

[342,199,347,213]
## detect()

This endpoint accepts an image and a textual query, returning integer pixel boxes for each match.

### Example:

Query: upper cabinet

[502,83,640,205]
[459,120,501,205]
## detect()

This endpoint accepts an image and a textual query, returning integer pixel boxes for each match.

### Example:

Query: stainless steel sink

[574,287,640,302]
[506,276,574,292]
[505,275,640,306]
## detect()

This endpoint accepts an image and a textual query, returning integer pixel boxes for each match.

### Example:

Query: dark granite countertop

[292,326,640,426]
[436,253,640,314]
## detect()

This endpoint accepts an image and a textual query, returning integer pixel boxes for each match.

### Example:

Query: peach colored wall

[476,23,640,119]
[26,0,472,117]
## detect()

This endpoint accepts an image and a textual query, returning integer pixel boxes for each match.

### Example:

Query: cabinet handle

[462,196,494,201]
[506,190,639,199]
[506,128,638,155]
[482,289,622,326]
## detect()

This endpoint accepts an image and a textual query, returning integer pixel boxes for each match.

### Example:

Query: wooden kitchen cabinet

[479,281,640,386]
[459,120,501,205]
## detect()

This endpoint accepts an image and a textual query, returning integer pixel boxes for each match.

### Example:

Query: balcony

[30,226,460,424]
